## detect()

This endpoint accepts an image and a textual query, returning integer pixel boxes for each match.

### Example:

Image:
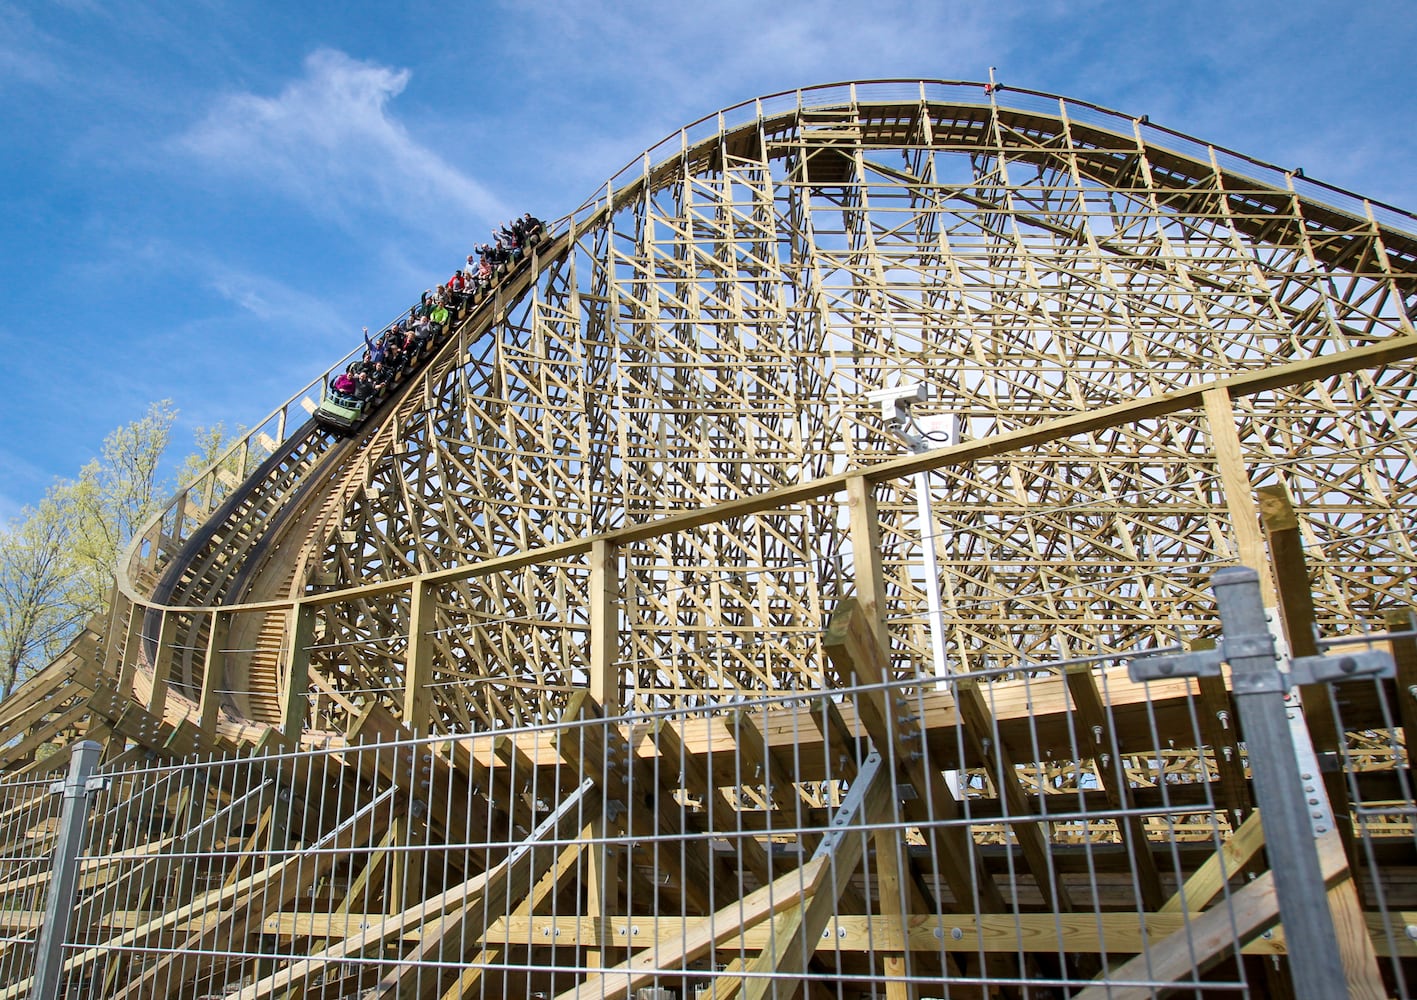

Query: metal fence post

[1211,567,1347,998]
[31,740,104,1000]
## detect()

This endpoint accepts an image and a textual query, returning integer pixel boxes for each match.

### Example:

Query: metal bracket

[1128,648,1223,682]
[813,752,883,861]
[1290,649,1394,685]
[48,775,110,796]
[1129,642,1393,687]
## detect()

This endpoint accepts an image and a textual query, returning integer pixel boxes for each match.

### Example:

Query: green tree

[0,401,248,696]
[65,401,178,619]
[0,488,84,697]
[178,421,255,512]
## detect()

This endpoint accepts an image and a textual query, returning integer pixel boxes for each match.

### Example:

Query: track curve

[24,78,1417,755]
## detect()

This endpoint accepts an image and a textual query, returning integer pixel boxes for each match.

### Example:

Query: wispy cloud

[0,5,64,88]
[173,49,507,227]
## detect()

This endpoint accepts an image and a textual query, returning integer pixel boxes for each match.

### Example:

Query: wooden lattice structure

[2,80,1417,998]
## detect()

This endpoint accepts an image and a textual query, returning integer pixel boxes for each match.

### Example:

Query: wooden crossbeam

[956,677,1074,914]
[823,598,1006,913]
[0,787,397,1000]
[734,754,890,1000]
[1063,664,1165,910]
[233,779,595,1000]
[362,779,596,1000]
[653,719,777,886]
[556,691,719,914]
[435,841,586,1000]
[552,857,825,1000]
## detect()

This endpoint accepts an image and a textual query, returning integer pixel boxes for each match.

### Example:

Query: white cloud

[174,49,507,227]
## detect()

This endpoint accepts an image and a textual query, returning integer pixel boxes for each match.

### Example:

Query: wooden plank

[1385,608,1417,756]
[553,856,831,1000]
[556,692,718,914]
[654,719,776,886]
[233,780,595,1000]
[737,760,890,1000]
[403,580,437,736]
[1074,870,1287,1000]
[956,677,1074,914]
[1202,387,1275,606]
[1064,664,1165,910]
[1258,482,1386,999]
[436,841,585,1000]
[822,598,1006,914]
[1161,809,1267,915]
[1078,807,1358,999]
[363,782,596,1000]
[585,538,621,969]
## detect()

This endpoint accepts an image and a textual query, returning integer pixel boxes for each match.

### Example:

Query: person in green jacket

[429,301,450,337]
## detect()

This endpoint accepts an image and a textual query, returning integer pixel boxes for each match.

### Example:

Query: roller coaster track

[6,78,1414,761]
[5,79,1417,999]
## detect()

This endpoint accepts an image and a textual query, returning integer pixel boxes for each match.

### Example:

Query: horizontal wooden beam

[247,910,1417,959]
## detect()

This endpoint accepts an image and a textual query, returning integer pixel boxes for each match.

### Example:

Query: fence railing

[9,563,1416,997]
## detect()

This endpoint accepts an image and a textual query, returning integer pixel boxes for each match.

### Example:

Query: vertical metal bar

[31,740,103,1000]
[1211,567,1346,999]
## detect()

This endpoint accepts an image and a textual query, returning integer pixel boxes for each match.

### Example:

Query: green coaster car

[314,389,369,434]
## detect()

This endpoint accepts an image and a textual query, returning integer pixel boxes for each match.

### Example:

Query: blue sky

[2,0,1414,520]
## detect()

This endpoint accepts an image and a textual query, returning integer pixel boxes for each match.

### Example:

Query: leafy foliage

[0,403,246,696]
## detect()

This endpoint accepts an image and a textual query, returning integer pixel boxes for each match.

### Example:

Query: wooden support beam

[734,757,891,1000]
[436,841,586,1000]
[1202,386,1275,606]
[654,719,776,886]
[823,598,1006,914]
[1076,818,1354,1000]
[197,609,229,733]
[144,608,179,718]
[363,781,597,1000]
[1063,664,1166,910]
[956,677,1074,914]
[280,602,315,742]
[1161,809,1266,915]
[1257,482,1386,999]
[554,856,828,1000]
[587,537,621,966]
[233,780,595,1000]
[1385,608,1417,758]
[404,579,437,736]
[1193,663,1253,827]
[92,788,397,1000]
[556,691,718,914]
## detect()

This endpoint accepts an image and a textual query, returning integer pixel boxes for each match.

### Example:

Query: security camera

[864,382,927,427]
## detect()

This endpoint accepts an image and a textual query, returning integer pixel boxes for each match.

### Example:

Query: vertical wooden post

[281,602,315,743]
[1201,387,1276,605]
[197,610,230,733]
[844,476,918,999]
[1253,475,1385,998]
[145,609,178,718]
[586,538,619,969]
[1384,608,1417,757]
[405,580,437,737]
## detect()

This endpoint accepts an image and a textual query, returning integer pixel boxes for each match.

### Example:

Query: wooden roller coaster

[3,80,1417,999]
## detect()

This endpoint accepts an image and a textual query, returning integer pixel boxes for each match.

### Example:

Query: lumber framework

[2,80,1417,998]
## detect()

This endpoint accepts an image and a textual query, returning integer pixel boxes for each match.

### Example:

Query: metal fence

[5,566,1411,999]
